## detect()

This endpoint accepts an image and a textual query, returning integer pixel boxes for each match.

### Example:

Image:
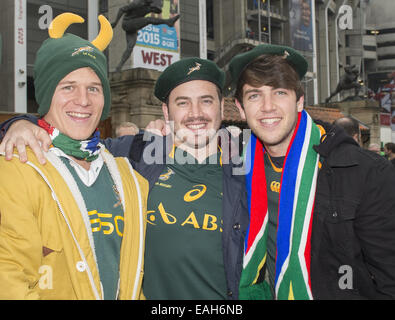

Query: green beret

[154,57,225,102]
[34,33,111,120]
[229,44,308,85]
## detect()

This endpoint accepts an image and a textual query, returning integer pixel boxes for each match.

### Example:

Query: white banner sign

[133,46,180,72]
[132,0,180,71]
[14,0,27,113]
[199,0,207,59]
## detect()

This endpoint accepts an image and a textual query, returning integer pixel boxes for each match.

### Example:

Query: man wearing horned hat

[0,13,148,300]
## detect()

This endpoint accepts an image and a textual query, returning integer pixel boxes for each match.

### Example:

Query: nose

[73,87,89,107]
[189,101,203,118]
[260,94,275,113]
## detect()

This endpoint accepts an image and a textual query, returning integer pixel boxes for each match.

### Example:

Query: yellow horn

[91,15,113,51]
[48,13,85,39]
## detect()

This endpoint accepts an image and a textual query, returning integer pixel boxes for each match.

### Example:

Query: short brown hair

[385,142,395,153]
[234,55,304,105]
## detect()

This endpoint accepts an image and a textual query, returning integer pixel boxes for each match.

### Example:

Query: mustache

[181,116,211,124]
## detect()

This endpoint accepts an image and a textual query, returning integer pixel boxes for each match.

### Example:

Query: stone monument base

[323,99,381,145]
[109,68,163,136]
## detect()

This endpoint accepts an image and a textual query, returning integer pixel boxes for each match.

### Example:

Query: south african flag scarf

[38,118,101,162]
[239,110,323,300]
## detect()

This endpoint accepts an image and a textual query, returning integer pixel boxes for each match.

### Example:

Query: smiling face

[236,84,303,157]
[162,80,223,150]
[234,54,305,157]
[44,67,104,140]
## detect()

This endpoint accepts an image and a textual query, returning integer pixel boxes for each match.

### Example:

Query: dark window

[207,0,214,39]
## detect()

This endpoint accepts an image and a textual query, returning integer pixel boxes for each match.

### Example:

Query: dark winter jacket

[311,124,395,299]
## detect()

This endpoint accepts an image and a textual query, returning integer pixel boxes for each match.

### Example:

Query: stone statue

[325,64,362,103]
[112,0,180,72]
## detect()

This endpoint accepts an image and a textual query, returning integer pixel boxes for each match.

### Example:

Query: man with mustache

[0,57,248,300]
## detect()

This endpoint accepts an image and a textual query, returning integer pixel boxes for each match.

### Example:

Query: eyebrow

[174,96,191,102]
[243,88,261,96]
[174,94,215,101]
[58,80,102,86]
[58,80,76,85]
[90,82,103,87]
[199,94,215,100]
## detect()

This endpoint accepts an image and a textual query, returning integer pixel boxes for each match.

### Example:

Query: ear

[296,95,304,112]
[234,99,246,120]
[162,103,169,122]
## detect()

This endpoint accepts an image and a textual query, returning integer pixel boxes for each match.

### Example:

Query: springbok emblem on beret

[187,62,202,75]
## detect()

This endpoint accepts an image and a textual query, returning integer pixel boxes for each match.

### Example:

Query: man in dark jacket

[333,116,362,145]
[0,57,248,300]
[384,142,395,167]
[230,44,395,299]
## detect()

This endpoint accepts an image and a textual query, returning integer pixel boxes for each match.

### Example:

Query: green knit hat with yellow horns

[34,13,113,120]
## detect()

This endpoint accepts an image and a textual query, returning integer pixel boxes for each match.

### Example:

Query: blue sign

[289,0,313,52]
[136,23,178,52]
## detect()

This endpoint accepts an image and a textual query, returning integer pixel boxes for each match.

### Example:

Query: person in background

[116,121,139,137]
[384,142,395,167]
[0,13,148,300]
[333,116,361,145]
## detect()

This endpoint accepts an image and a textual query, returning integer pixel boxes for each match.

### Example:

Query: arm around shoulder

[0,114,38,139]
[102,135,135,158]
